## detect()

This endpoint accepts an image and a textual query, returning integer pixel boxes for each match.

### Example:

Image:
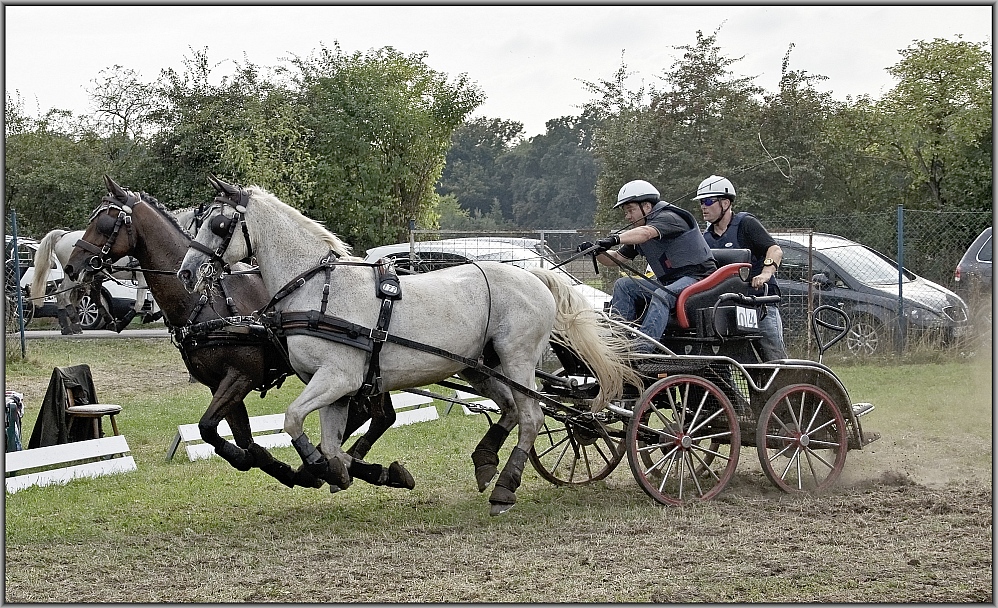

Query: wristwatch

[763,258,778,269]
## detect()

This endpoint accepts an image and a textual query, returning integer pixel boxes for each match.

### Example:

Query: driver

[578,179,716,353]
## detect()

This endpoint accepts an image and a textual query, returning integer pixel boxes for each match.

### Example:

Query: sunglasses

[700,197,722,207]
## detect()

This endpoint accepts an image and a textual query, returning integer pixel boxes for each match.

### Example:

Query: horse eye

[209,214,230,237]
[95,214,117,235]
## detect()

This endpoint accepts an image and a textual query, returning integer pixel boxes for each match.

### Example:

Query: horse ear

[206,174,223,193]
[207,174,240,197]
[104,175,128,202]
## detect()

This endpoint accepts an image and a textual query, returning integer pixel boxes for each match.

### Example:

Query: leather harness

[78,190,295,397]
[198,184,572,411]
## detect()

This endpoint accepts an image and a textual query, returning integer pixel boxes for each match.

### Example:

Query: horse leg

[285,372,353,490]
[336,394,415,490]
[485,359,547,515]
[200,375,321,489]
[55,288,75,335]
[64,303,83,334]
[488,395,544,516]
[463,372,518,492]
[66,281,84,334]
[342,394,379,459]
[56,307,74,335]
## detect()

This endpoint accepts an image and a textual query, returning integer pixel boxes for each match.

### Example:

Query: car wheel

[78,292,110,330]
[845,313,889,356]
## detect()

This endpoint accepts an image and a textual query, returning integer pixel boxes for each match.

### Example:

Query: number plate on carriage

[736,306,758,330]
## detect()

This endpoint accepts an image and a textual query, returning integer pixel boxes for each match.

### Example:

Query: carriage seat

[673,262,753,329]
[710,248,752,267]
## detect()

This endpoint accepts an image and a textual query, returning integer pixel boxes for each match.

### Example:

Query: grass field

[4,337,992,602]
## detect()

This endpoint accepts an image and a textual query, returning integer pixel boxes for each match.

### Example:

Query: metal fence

[5,211,29,359]
[402,207,991,359]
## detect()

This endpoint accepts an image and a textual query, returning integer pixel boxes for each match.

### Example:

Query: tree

[876,37,992,209]
[589,26,764,229]
[143,48,257,208]
[437,117,524,218]
[292,44,484,250]
[499,115,599,228]
[753,45,836,218]
[4,107,105,236]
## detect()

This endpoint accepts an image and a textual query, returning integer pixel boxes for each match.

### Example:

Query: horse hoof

[387,461,415,490]
[471,449,499,492]
[489,502,515,516]
[474,466,498,492]
[329,484,342,494]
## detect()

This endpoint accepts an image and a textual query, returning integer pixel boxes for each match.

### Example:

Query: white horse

[30,228,157,333]
[178,178,641,515]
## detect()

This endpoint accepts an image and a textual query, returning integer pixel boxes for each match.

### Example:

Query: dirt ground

[4,351,993,602]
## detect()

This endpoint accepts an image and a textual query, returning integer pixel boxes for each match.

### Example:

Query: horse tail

[528,267,643,410]
[29,229,67,306]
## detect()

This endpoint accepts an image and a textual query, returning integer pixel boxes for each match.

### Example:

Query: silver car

[364,237,611,311]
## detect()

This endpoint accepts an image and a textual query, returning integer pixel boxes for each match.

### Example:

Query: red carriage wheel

[626,375,740,506]
[755,383,848,493]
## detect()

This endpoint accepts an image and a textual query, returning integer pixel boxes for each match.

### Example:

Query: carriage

[174,177,881,512]
[418,247,882,506]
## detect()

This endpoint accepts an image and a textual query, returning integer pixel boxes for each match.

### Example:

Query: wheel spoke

[628,375,740,506]
[757,384,847,494]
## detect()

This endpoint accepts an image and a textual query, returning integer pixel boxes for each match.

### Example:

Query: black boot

[56,309,74,335]
[112,309,137,333]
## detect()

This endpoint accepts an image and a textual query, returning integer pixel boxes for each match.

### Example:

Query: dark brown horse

[65,176,413,491]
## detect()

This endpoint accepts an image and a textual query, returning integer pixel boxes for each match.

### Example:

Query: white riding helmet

[692,175,736,201]
[615,180,661,208]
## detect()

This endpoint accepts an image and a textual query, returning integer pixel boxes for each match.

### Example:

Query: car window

[819,244,910,285]
[387,251,471,273]
[780,246,847,288]
[778,247,811,283]
[978,236,992,263]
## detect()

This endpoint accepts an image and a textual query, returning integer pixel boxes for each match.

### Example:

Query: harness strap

[358,260,401,395]
[381,332,563,410]
[257,251,340,316]
[267,310,375,352]
[172,319,294,398]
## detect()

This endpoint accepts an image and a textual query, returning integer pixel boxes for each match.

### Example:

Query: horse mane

[135,192,190,236]
[244,186,354,258]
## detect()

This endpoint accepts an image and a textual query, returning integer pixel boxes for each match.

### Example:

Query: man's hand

[752,268,776,289]
[576,241,597,254]
[596,235,621,250]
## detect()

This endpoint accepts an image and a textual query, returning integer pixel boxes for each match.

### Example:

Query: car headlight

[906,306,945,327]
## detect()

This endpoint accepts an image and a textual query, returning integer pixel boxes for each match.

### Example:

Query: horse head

[64,175,138,281]
[178,176,253,293]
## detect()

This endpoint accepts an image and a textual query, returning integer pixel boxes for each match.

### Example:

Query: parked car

[5,235,147,330]
[953,226,992,315]
[771,232,972,355]
[364,237,612,310]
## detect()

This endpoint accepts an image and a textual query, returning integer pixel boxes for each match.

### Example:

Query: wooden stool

[66,390,121,440]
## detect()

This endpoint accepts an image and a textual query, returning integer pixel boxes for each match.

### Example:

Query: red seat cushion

[675,264,752,328]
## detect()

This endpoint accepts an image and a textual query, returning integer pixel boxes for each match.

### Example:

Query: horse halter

[188,185,254,280]
[74,191,140,274]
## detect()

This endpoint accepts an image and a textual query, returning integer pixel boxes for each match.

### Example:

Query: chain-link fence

[5,212,31,360]
[399,207,991,360]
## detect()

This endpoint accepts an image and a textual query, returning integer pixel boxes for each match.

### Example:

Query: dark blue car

[772,232,972,356]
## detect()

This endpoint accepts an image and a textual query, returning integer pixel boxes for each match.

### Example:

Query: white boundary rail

[6,435,137,493]
[167,392,439,462]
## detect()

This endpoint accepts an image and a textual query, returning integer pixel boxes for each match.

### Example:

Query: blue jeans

[757,304,788,361]
[611,275,698,352]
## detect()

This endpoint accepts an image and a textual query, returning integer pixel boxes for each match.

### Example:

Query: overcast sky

[4,4,993,138]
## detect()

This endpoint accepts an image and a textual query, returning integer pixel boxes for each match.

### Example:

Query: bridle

[187,185,254,292]
[74,191,140,278]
